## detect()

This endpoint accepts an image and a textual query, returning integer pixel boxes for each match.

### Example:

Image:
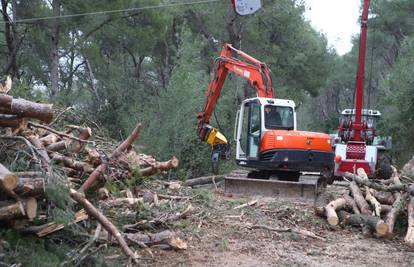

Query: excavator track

[224,169,326,202]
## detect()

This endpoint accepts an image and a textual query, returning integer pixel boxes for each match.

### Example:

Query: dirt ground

[139,183,414,267]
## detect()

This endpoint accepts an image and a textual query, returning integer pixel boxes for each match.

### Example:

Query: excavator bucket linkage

[224,170,325,202]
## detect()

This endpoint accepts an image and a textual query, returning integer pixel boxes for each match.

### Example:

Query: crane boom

[197,43,273,145]
[353,0,370,141]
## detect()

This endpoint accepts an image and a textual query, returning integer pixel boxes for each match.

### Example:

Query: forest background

[0,0,413,178]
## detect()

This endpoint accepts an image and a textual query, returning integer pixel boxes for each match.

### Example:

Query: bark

[184,175,225,187]
[0,114,23,128]
[0,94,53,123]
[0,201,25,221]
[69,189,138,262]
[371,190,395,205]
[0,163,19,191]
[366,189,382,216]
[80,122,141,193]
[386,193,407,234]
[338,210,389,236]
[349,181,372,215]
[140,156,179,176]
[325,198,347,226]
[36,209,88,237]
[14,171,43,178]
[26,135,54,182]
[85,147,101,167]
[51,152,94,173]
[13,178,45,198]
[405,197,414,246]
[343,194,360,214]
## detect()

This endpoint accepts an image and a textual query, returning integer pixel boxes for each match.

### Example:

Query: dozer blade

[224,171,324,202]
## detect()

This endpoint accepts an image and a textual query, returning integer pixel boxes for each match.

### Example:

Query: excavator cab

[234,97,297,165]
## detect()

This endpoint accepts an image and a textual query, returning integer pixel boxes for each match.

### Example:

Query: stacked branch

[316,166,414,245]
[0,84,184,262]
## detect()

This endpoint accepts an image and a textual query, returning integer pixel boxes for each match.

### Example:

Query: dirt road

[147,184,414,267]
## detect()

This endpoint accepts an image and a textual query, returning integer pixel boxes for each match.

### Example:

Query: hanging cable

[0,0,220,24]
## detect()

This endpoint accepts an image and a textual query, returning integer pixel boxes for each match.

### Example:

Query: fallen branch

[69,189,138,262]
[248,224,325,241]
[184,175,225,187]
[338,210,389,237]
[79,122,141,193]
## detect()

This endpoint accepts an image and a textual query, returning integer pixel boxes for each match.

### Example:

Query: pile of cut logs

[315,166,414,246]
[0,80,182,263]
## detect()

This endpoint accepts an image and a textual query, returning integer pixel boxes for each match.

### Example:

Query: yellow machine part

[206,128,228,146]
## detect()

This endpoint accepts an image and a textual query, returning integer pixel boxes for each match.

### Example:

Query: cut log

[0,94,53,123]
[343,194,360,214]
[184,175,225,187]
[386,193,407,234]
[338,210,389,236]
[80,122,141,193]
[325,197,347,226]
[51,153,94,173]
[13,178,45,198]
[0,163,19,191]
[23,197,37,221]
[344,172,414,196]
[405,197,414,246]
[140,156,179,176]
[349,181,372,215]
[123,230,187,250]
[46,140,69,152]
[85,147,101,167]
[371,190,395,205]
[386,174,406,234]
[26,135,54,181]
[366,189,381,216]
[380,204,392,215]
[0,201,25,221]
[72,127,92,153]
[69,189,137,262]
[0,114,23,128]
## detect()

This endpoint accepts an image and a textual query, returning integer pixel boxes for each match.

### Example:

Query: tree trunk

[371,190,395,205]
[49,0,61,99]
[51,152,94,173]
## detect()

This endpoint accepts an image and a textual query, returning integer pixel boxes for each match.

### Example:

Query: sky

[304,0,361,55]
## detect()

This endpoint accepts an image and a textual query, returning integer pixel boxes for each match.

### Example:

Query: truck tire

[377,153,392,180]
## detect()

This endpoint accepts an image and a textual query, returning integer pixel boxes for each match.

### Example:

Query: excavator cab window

[264,105,294,130]
[247,102,261,159]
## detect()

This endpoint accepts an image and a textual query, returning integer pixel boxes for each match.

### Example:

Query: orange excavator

[197,43,334,199]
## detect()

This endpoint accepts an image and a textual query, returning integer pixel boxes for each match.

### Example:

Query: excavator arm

[197,43,274,164]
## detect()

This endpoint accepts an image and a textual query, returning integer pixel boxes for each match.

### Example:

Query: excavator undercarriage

[224,169,327,201]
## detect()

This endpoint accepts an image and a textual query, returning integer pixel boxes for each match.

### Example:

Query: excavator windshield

[264,105,294,130]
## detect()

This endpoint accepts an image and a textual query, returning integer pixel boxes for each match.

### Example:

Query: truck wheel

[377,153,392,180]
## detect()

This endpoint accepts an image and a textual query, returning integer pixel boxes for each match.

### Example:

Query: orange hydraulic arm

[197,43,274,143]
